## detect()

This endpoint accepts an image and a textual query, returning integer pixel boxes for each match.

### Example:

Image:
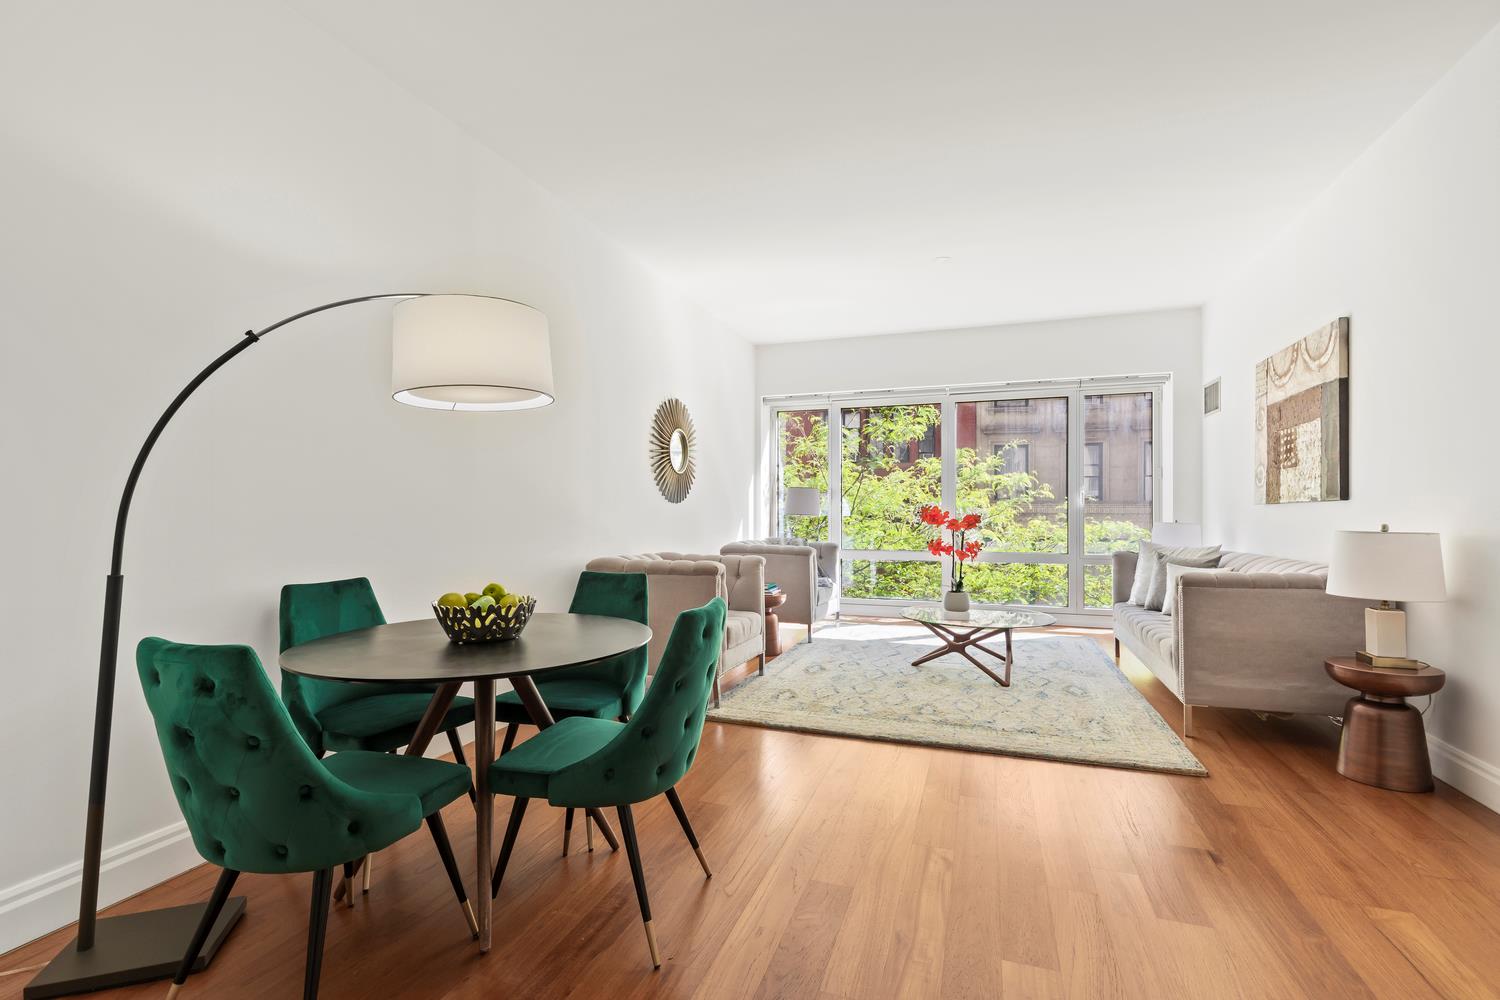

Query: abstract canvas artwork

[1254,317,1349,504]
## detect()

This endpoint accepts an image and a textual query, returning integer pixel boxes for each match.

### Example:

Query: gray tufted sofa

[585,552,765,706]
[1111,549,1376,736]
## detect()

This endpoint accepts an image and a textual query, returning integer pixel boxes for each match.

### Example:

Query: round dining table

[279,612,652,952]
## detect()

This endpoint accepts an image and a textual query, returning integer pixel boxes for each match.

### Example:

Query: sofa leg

[1182,703,1194,739]
[712,674,721,709]
[1114,637,1120,660]
[757,652,766,676]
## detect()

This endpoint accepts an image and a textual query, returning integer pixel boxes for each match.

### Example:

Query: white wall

[755,308,1203,531]
[0,2,756,950]
[1201,23,1500,810]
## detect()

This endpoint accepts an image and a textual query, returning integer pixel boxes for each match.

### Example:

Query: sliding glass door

[770,379,1161,619]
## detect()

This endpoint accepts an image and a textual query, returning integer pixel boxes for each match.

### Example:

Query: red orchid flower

[918,505,949,526]
[927,539,951,557]
[960,513,981,530]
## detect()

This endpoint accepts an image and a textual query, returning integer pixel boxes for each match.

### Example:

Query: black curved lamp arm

[78,292,419,949]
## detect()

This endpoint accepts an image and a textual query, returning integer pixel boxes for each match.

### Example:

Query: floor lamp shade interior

[391,294,554,410]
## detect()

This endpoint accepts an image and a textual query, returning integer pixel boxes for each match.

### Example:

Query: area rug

[708,625,1205,775]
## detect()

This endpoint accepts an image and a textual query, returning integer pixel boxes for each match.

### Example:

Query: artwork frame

[1254,317,1349,504]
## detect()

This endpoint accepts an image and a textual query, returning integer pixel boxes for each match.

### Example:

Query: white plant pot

[943,590,971,613]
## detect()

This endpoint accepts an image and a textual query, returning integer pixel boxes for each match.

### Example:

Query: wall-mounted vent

[1203,378,1222,415]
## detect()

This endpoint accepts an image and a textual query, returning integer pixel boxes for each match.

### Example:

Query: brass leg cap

[362,855,373,893]
[166,983,183,1000]
[694,846,713,879]
[463,899,479,940]
[644,919,661,969]
[586,815,594,853]
[562,826,572,858]
[343,878,355,908]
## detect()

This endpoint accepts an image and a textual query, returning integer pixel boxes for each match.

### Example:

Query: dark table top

[279,614,652,684]
[1324,656,1445,698]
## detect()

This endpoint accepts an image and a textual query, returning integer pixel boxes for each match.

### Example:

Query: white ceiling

[302,1,1500,342]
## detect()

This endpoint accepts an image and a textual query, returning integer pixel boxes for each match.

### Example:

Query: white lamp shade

[1151,521,1202,547]
[783,486,822,517]
[391,294,554,410]
[1326,529,1446,602]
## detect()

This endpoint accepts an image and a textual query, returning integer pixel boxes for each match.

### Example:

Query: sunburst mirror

[649,398,696,503]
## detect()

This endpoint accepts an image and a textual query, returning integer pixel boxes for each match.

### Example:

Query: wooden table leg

[335,681,464,901]
[910,624,1014,686]
[474,679,496,952]
[509,674,621,852]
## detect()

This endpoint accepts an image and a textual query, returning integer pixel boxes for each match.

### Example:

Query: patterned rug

[709,625,1205,775]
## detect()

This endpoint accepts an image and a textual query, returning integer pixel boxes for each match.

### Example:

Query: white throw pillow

[1146,550,1222,611]
[1128,543,1220,606]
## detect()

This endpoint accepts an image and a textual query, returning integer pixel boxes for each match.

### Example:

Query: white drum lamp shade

[1326,527,1445,664]
[784,486,822,518]
[1151,521,1202,547]
[391,294,554,410]
[1326,529,1446,603]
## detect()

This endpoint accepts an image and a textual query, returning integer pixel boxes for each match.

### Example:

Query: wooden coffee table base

[910,621,1015,686]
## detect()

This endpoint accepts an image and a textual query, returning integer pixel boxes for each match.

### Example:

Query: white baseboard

[0,821,200,956]
[1429,735,1500,814]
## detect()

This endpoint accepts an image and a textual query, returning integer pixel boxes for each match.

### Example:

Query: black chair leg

[426,812,479,939]
[445,728,478,803]
[341,862,357,908]
[491,796,529,898]
[166,867,239,998]
[664,787,712,878]
[304,868,334,1000]
[562,808,575,857]
[617,804,660,969]
[500,723,518,754]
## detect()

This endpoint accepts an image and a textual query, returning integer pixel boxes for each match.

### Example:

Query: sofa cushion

[725,610,761,651]
[1128,542,1221,606]
[1145,550,1222,611]
[1114,603,1175,674]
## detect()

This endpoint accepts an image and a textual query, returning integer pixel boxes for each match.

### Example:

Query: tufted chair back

[279,577,434,753]
[565,571,650,716]
[548,597,725,808]
[136,637,421,875]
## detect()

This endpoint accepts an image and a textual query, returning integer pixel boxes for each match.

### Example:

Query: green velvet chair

[493,570,648,854]
[137,637,477,1000]
[488,597,725,969]
[279,577,477,768]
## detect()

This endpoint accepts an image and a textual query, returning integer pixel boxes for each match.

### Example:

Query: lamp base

[24,897,245,999]
[1355,650,1427,670]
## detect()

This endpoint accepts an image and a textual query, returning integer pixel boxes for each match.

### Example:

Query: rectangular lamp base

[24,896,246,999]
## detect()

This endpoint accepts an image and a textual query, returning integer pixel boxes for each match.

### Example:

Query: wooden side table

[1325,656,1445,793]
[763,590,786,658]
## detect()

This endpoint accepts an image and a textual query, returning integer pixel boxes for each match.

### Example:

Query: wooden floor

[7,625,1500,999]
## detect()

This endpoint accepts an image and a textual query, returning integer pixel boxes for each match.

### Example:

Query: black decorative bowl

[432,597,536,644]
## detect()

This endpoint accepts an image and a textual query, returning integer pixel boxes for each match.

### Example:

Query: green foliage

[777,406,1151,607]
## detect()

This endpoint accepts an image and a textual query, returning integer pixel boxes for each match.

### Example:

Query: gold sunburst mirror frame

[649,398,697,503]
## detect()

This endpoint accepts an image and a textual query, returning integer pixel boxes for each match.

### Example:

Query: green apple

[464,592,482,605]
[472,595,497,611]
[436,592,467,608]
[498,593,521,609]
[482,582,507,600]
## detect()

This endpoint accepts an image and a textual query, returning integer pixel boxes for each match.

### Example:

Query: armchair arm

[715,554,767,613]
[722,542,816,626]
[1175,571,1372,715]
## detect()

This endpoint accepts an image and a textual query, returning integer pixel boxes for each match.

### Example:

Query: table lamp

[783,486,822,537]
[29,293,552,999]
[1151,521,1202,547]
[1326,524,1446,668]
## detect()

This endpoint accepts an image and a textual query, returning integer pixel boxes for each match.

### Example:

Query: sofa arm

[1175,572,1373,715]
[723,543,815,625]
[1111,551,1139,604]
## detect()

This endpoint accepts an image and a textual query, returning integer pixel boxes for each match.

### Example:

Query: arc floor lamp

[26,293,554,999]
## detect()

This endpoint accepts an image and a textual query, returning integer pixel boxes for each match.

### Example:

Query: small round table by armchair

[1325,656,1445,793]
[763,590,787,658]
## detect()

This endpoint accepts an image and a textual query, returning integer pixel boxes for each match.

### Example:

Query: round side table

[763,590,786,658]
[1325,656,1445,793]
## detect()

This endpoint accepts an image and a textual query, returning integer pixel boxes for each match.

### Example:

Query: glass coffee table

[901,606,1057,686]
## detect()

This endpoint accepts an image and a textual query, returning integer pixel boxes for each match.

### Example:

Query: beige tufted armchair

[720,537,839,641]
[584,552,766,706]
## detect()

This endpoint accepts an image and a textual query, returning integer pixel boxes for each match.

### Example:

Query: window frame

[765,376,1166,623]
